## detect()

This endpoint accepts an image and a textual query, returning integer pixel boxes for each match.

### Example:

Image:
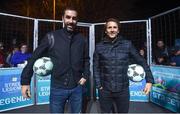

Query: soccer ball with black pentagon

[33,57,53,76]
[127,64,145,82]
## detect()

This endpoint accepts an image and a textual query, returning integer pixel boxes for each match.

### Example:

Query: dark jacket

[154,47,170,65]
[21,28,90,89]
[93,36,154,92]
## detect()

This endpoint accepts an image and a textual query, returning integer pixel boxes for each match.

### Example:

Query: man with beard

[21,6,90,113]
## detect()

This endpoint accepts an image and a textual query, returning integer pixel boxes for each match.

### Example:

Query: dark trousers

[99,88,130,113]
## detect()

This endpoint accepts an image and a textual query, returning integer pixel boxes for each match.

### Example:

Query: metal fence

[149,7,180,64]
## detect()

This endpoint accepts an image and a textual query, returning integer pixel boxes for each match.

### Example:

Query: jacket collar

[62,27,79,41]
[103,35,124,44]
[63,28,74,36]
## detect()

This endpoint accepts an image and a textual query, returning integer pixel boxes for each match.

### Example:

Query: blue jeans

[50,85,83,113]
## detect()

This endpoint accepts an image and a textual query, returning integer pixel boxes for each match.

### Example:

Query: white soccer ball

[33,57,53,76]
[127,64,146,82]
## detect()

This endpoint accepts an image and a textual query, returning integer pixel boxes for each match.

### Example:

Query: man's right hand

[99,87,103,90]
[21,85,31,98]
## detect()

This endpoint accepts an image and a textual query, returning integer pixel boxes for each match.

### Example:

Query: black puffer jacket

[93,36,154,92]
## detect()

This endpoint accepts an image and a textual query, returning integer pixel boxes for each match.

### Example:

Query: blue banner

[150,65,180,112]
[129,79,149,102]
[36,75,51,105]
[0,68,34,112]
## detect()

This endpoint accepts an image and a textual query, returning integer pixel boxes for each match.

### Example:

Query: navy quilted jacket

[93,36,154,92]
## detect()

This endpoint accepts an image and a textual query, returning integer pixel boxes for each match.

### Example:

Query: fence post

[33,19,39,51]
[147,19,152,65]
[89,24,95,100]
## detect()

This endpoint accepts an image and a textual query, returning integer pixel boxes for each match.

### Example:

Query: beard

[65,23,76,32]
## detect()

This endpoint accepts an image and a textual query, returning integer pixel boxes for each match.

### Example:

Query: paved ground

[3,100,173,113]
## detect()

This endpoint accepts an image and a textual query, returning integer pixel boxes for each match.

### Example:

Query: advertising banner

[150,66,180,112]
[0,68,34,112]
[36,75,51,105]
[129,79,149,102]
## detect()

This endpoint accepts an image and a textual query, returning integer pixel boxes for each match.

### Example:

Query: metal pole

[26,0,30,45]
[33,19,39,50]
[148,19,152,65]
[89,24,95,100]
[150,6,180,19]
[33,19,39,105]
[53,0,56,30]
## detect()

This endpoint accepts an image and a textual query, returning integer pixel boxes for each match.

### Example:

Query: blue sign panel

[0,68,34,112]
[129,79,149,102]
[36,75,51,105]
[150,66,180,112]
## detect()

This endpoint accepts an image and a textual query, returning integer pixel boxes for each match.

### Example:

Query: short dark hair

[20,43,28,48]
[62,6,78,16]
[104,18,120,30]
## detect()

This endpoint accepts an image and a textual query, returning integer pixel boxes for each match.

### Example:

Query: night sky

[0,0,179,22]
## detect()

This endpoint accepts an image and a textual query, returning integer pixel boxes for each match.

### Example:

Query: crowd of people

[0,42,32,68]
[1,40,179,69]
[139,39,180,67]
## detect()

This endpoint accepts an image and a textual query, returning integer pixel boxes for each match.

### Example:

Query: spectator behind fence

[170,46,180,66]
[154,39,170,65]
[139,42,147,60]
[6,45,19,67]
[10,44,31,67]
[0,42,5,67]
